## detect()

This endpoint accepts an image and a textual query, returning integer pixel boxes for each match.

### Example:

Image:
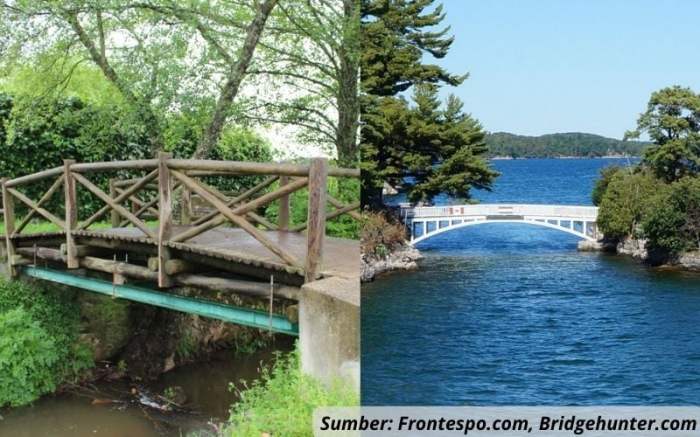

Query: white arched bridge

[401,204,599,245]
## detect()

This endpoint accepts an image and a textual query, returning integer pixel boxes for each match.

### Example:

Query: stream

[0,338,294,436]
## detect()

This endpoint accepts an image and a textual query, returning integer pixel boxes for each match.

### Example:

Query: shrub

[265,175,360,239]
[190,126,276,195]
[0,92,276,220]
[0,93,152,216]
[591,165,622,206]
[0,279,94,407]
[597,169,662,240]
[643,177,700,254]
[0,307,58,407]
[225,348,357,436]
[361,211,407,257]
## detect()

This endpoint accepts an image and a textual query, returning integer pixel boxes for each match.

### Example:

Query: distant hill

[485,132,649,158]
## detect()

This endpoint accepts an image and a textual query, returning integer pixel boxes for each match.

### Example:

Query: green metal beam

[21,266,298,336]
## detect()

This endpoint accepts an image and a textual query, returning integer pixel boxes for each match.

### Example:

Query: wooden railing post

[2,178,17,277]
[304,158,328,283]
[63,159,79,269]
[158,152,174,287]
[278,175,290,231]
[109,178,120,228]
[181,184,192,225]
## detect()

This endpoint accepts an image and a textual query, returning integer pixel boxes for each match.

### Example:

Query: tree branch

[194,0,279,158]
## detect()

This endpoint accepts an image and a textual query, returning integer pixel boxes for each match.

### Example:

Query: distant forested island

[485,132,648,158]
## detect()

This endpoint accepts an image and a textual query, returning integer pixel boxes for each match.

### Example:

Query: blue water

[362,158,700,405]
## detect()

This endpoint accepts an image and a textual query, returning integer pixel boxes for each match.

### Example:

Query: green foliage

[595,165,700,256]
[360,1,496,206]
[265,176,360,239]
[251,0,361,163]
[0,58,124,106]
[643,177,700,254]
[0,92,12,146]
[0,279,93,407]
[163,114,275,194]
[225,348,358,436]
[230,330,272,357]
[0,307,58,407]
[486,132,648,158]
[202,126,275,194]
[0,92,151,215]
[362,84,498,204]
[626,86,700,182]
[361,0,463,97]
[79,294,131,358]
[176,329,198,361]
[0,91,275,219]
[0,220,62,235]
[1,0,352,159]
[594,86,700,257]
[163,109,209,158]
[117,359,128,373]
[592,166,623,206]
[597,169,661,240]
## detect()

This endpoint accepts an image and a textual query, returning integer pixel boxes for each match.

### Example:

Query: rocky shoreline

[578,237,700,271]
[361,245,423,282]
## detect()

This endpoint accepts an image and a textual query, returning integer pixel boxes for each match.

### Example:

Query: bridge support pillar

[299,276,359,393]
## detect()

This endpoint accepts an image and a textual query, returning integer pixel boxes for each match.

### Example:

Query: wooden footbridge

[0,155,360,336]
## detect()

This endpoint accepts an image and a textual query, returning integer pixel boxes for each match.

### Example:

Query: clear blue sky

[436,0,700,139]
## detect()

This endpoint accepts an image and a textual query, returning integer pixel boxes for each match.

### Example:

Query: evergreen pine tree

[360,0,497,207]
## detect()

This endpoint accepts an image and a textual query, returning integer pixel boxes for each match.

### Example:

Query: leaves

[643,177,700,254]
[1,0,346,158]
[0,279,93,408]
[597,169,660,240]
[360,0,496,206]
[362,85,498,204]
[0,307,58,407]
[633,86,700,181]
[225,347,358,436]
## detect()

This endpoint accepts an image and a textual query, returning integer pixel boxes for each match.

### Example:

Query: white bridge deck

[401,203,599,244]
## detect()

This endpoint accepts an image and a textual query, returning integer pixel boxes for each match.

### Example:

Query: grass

[0,219,156,235]
[0,220,63,235]
[224,347,358,436]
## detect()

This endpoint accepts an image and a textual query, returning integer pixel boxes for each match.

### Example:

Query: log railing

[2,155,360,283]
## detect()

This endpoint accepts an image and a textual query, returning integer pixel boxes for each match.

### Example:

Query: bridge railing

[404,203,598,220]
[1,155,360,283]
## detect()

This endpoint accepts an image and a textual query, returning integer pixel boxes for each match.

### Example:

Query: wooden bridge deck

[10,226,359,283]
[96,226,358,279]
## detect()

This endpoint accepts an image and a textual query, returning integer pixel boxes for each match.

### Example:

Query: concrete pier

[299,276,360,392]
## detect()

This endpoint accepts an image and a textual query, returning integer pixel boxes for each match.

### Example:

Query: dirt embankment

[78,289,286,380]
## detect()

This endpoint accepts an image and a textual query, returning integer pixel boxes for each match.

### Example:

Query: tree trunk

[65,12,164,155]
[194,0,279,159]
[335,0,360,166]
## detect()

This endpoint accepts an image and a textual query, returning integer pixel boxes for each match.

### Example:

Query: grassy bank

[224,348,357,436]
[0,278,93,407]
[0,220,116,235]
